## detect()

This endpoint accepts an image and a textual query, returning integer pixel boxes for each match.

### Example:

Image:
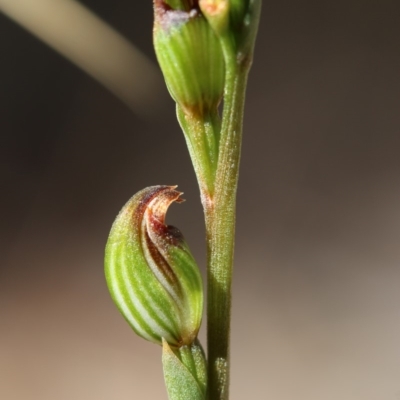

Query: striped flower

[105,186,203,347]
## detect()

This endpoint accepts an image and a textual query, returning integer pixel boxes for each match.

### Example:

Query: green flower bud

[201,0,260,61]
[153,0,225,116]
[105,186,203,347]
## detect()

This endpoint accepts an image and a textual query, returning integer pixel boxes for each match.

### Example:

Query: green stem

[205,59,250,400]
[204,3,262,396]
[177,106,218,194]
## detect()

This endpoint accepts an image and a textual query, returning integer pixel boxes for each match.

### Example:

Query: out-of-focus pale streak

[0,0,165,117]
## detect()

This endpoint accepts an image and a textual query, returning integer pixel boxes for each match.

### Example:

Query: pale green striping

[170,24,194,104]
[109,254,175,343]
[106,231,180,344]
[106,245,157,342]
[118,251,175,340]
[157,43,182,105]
[128,241,182,336]
[159,46,187,111]
[158,18,205,109]
[167,247,203,331]
[111,241,179,343]
[156,31,180,102]
[154,12,224,112]
[180,21,202,106]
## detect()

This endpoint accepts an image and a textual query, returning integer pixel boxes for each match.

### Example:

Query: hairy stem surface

[204,60,250,400]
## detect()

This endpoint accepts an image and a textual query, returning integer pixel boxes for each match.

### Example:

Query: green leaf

[162,339,207,400]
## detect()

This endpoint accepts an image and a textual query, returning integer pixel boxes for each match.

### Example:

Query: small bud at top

[199,0,229,35]
[153,1,224,116]
[105,186,203,347]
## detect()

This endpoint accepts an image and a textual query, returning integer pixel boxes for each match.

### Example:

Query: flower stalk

[205,67,250,400]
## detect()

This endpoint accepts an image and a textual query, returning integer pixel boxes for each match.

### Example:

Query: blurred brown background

[1,1,400,399]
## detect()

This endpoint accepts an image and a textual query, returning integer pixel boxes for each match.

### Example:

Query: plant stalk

[203,60,251,400]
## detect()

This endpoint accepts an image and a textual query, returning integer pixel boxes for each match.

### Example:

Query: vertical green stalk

[204,63,250,400]
[203,1,262,397]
